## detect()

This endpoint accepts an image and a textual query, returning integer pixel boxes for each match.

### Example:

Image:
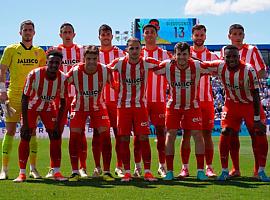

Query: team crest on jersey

[34,51,39,57]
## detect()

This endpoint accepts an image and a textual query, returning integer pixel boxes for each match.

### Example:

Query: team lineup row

[0,20,268,183]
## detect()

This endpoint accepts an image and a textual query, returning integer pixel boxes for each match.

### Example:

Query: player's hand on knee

[254,121,266,136]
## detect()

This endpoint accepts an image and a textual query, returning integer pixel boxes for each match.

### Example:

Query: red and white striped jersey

[190,46,219,102]
[66,62,110,111]
[23,67,67,111]
[154,59,213,110]
[210,60,260,103]
[53,44,84,97]
[141,46,172,103]
[220,44,266,72]
[99,46,126,102]
[108,56,160,108]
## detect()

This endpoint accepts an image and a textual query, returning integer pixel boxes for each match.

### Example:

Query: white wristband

[0,82,6,92]
[254,115,260,121]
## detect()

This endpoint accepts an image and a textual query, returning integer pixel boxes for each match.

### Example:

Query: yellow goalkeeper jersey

[0,42,46,94]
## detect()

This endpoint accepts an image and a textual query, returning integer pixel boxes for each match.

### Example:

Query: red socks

[115,135,123,168]
[196,154,204,169]
[92,130,101,168]
[18,139,30,169]
[166,155,174,171]
[230,134,240,171]
[69,131,81,170]
[219,134,230,169]
[157,133,166,164]
[205,148,214,166]
[140,138,152,170]
[100,130,112,171]
[50,138,62,168]
[79,133,87,169]
[256,135,268,168]
[181,146,191,165]
[133,135,141,163]
[120,139,130,170]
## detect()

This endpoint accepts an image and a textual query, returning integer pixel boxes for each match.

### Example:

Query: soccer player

[179,24,219,178]
[212,45,269,182]
[133,24,172,178]
[93,24,126,178]
[0,20,46,180]
[155,42,211,181]
[221,24,267,178]
[108,37,159,182]
[67,45,114,182]
[46,23,87,178]
[13,50,67,182]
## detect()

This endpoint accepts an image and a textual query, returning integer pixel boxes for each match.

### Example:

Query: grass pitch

[0,137,269,200]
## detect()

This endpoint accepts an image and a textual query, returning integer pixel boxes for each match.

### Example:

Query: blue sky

[0,0,269,46]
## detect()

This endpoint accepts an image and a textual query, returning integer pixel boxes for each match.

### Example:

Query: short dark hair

[20,20,35,31]
[60,22,75,33]
[174,42,190,54]
[229,24,244,34]
[143,24,157,33]
[192,24,206,33]
[149,19,159,25]
[224,45,239,52]
[126,37,141,46]
[84,45,99,57]
[98,24,112,35]
[46,49,63,60]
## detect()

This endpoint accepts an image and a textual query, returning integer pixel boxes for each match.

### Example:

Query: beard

[194,40,204,47]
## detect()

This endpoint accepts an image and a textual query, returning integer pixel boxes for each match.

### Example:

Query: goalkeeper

[0,20,46,180]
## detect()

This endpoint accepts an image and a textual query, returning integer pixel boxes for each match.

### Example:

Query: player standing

[46,22,87,178]
[179,25,219,178]
[221,24,267,178]
[67,45,114,182]
[133,24,172,178]
[13,50,67,182]
[0,20,46,180]
[154,42,211,181]
[93,24,126,178]
[213,45,269,182]
[109,37,159,182]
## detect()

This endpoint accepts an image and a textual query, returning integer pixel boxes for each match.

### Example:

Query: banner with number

[134,18,197,44]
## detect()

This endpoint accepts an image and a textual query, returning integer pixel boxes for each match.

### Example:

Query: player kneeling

[13,50,68,182]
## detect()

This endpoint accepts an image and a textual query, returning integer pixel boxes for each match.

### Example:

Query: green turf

[0,137,269,200]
